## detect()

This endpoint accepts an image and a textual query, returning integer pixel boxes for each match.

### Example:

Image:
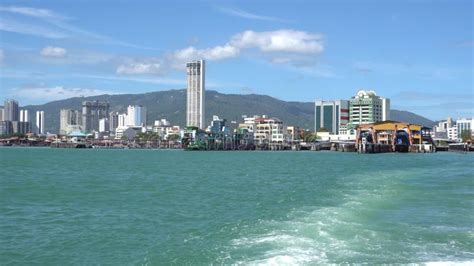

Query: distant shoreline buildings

[314,90,390,137]
[0,99,44,136]
[0,59,472,146]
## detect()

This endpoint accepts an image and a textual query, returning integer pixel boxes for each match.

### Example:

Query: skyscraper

[19,109,30,134]
[82,101,109,132]
[4,100,19,122]
[186,60,205,129]
[109,112,119,133]
[20,109,29,122]
[314,100,350,134]
[36,111,45,135]
[118,113,127,128]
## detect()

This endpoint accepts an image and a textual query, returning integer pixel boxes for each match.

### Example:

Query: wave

[219,169,474,264]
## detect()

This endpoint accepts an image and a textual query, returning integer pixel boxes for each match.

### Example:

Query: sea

[0,148,473,265]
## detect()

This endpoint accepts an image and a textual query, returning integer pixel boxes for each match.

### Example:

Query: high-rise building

[4,100,19,122]
[186,60,205,129]
[0,108,4,122]
[60,109,82,135]
[0,121,13,135]
[20,109,29,122]
[314,100,350,134]
[118,113,127,128]
[36,111,45,135]
[82,101,109,132]
[99,118,109,133]
[126,105,147,127]
[17,110,31,134]
[349,90,390,126]
[109,112,119,133]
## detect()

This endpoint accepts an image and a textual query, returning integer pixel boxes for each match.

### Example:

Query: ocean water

[0,148,473,265]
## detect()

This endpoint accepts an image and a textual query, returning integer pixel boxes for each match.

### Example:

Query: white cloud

[13,86,114,102]
[0,6,67,19]
[40,46,67,57]
[216,6,288,22]
[165,29,324,70]
[230,30,324,53]
[0,19,67,39]
[83,74,186,86]
[0,49,4,63]
[170,44,239,67]
[116,62,162,75]
[0,6,160,50]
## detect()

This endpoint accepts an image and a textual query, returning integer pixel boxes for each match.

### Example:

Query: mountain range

[22,89,435,133]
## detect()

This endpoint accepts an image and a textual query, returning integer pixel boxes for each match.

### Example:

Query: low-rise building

[456,118,474,141]
[254,116,286,144]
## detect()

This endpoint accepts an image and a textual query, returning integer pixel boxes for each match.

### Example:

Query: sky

[0,0,472,120]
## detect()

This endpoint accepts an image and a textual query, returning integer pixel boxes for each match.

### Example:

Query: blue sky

[0,0,472,120]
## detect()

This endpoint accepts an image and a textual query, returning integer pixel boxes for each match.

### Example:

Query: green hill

[23,89,434,133]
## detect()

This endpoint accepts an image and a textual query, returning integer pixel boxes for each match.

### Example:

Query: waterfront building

[210,115,226,134]
[287,126,303,142]
[0,108,4,121]
[115,126,142,140]
[4,99,19,122]
[36,111,45,135]
[254,116,286,144]
[349,90,390,126]
[152,120,180,140]
[314,100,350,134]
[456,118,474,141]
[238,116,257,133]
[60,109,82,135]
[355,121,433,152]
[186,60,205,129]
[164,126,181,140]
[432,117,454,139]
[447,126,458,141]
[126,105,147,127]
[82,101,109,133]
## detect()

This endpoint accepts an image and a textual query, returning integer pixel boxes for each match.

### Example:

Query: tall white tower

[186,60,205,129]
[20,109,29,122]
[36,111,44,135]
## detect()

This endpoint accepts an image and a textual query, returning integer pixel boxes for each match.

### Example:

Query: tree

[301,130,320,142]
[461,129,472,142]
[167,134,180,141]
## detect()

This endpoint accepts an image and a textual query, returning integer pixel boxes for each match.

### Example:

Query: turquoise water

[0,148,473,264]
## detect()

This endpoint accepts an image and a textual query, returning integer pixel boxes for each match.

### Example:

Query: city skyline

[0,1,472,120]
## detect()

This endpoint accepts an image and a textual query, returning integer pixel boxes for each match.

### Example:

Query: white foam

[424,261,474,266]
